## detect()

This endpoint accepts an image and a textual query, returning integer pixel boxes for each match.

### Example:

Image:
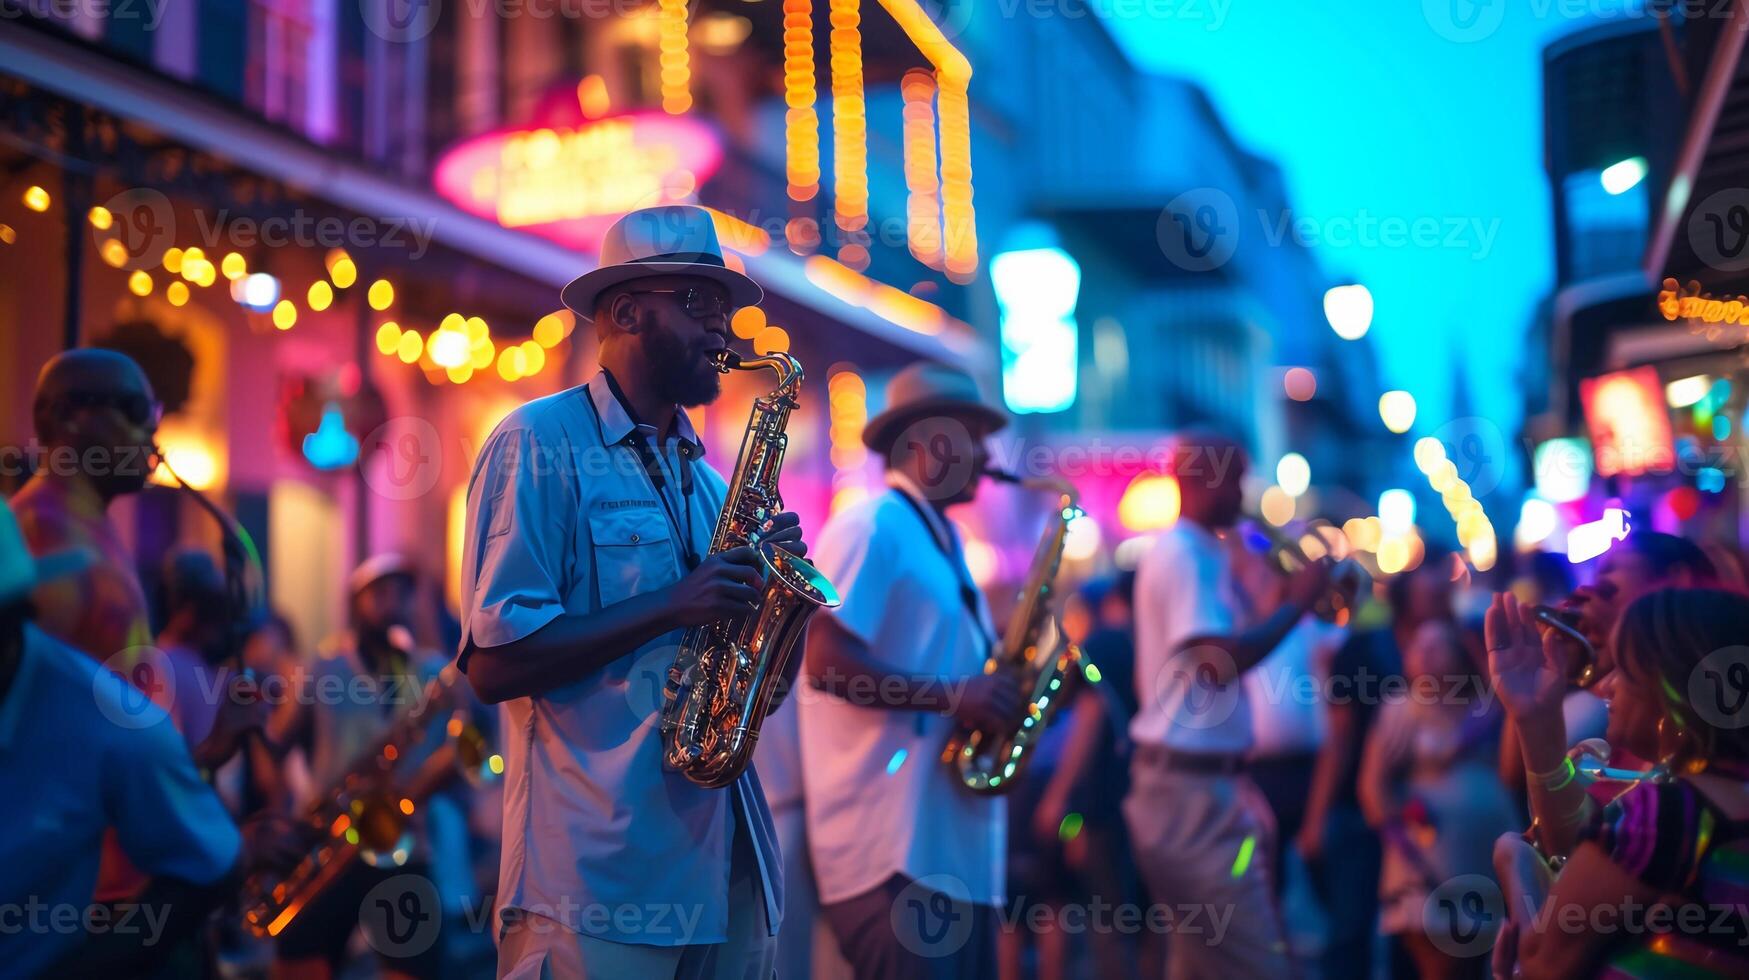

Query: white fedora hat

[560,205,762,319]
[348,552,419,596]
[0,497,93,607]
[863,361,1008,452]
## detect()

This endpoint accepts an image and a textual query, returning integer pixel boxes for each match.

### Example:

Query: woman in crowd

[1360,618,1516,980]
[1489,588,1749,978]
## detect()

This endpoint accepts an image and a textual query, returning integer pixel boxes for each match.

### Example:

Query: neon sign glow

[433,109,723,252]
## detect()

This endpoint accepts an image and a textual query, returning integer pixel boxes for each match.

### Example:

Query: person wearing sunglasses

[9,347,168,904]
[460,205,808,978]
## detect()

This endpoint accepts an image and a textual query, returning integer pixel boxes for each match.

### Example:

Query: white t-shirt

[1245,619,1346,757]
[797,479,1006,908]
[1130,521,1257,753]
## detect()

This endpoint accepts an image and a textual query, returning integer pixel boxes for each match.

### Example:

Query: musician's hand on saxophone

[949,671,1024,734]
[756,510,809,558]
[666,547,765,625]
[238,810,309,874]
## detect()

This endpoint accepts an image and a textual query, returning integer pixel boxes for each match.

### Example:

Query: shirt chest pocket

[589,507,680,607]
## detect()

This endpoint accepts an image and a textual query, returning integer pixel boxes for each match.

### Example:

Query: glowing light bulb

[1379,390,1417,434]
[1276,453,1311,497]
[1323,284,1373,340]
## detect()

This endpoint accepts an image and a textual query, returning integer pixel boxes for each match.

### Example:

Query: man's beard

[642,316,722,408]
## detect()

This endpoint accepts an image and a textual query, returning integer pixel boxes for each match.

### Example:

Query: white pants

[1123,763,1293,980]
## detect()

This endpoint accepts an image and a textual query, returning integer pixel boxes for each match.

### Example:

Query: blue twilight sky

[1100,0,1638,437]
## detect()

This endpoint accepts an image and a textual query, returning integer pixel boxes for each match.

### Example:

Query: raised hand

[1485,592,1569,723]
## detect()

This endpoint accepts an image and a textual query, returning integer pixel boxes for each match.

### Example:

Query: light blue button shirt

[458,373,782,946]
[0,624,240,977]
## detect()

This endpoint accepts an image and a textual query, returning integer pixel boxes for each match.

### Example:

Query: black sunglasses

[60,390,163,429]
[629,287,733,320]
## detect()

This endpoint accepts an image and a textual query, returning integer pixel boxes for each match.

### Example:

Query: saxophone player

[459,206,806,978]
[799,363,1021,979]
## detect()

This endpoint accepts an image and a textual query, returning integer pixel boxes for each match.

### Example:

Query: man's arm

[804,614,1019,732]
[805,613,959,712]
[1179,600,1310,684]
[1176,557,1331,683]
[465,546,765,704]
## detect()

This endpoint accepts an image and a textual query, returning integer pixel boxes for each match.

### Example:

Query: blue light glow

[885,749,908,775]
[992,234,1081,415]
[1533,438,1592,504]
[302,402,360,470]
[1600,157,1647,196]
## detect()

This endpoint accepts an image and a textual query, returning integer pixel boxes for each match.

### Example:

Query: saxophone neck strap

[585,375,700,569]
[891,487,992,654]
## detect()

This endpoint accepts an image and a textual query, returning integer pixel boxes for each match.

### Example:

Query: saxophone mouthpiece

[981,467,1022,485]
[711,348,742,372]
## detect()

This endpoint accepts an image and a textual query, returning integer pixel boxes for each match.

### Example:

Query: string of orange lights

[900,69,943,270]
[55,180,574,388]
[828,0,869,252]
[783,0,820,202]
[657,0,692,115]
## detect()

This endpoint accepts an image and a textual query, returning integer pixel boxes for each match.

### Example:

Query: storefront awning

[0,18,978,366]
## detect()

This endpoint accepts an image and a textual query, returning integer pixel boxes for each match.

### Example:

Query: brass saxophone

[239,660,490,938]
[660,349,841,788]
[940,470,1088,794]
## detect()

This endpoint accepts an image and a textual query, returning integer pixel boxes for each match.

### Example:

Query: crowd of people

[6,204,1749,980]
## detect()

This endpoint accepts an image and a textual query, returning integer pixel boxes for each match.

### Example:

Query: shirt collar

[885,470,956,551]
[588,369,703,456]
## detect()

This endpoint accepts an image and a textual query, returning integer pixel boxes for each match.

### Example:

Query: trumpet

[1531,603,1603,688]
[1249,517,1370,626]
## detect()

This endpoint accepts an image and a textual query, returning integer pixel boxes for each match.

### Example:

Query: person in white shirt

[800,362,1021,980]
[1127,431,1330,980]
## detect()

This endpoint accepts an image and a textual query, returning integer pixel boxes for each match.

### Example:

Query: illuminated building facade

[0,1,982,645]
[1537,11,1745,548]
